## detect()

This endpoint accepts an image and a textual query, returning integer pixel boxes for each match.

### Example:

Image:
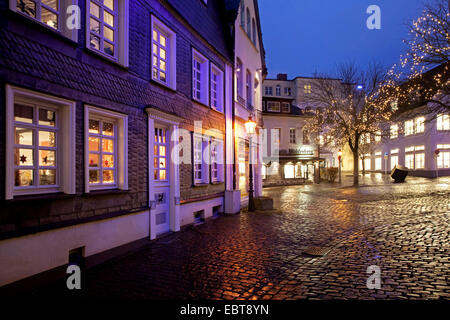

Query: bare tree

[381,0,450,114]
[305,63,392,186]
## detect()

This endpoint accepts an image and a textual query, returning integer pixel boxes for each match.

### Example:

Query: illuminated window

[151,16,176,89]
[437,151,450,168]
[6,86,76,199]
[267,102,280,112]
[415,117,425,133]
[390,124,398,139]
[375,152,382,170]
[437,114,450,131]
[11,0,79,40]
[87,0,129,65]
[284,163,294,179]
[415,153,425,169]
[391,100,398,112]
[86,106,127,191]
[390,155,399,170]
[284,87,292,96]
[374,130,381,142]
[405,119,414,136]
[153,127,168,181]
[304,84,311,94]
[192,49,209,105]
[210,64,224,112]
[405,154,414,169]
[303,130,309,144]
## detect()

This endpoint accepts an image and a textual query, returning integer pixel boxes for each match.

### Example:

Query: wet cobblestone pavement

[24,174,450,299]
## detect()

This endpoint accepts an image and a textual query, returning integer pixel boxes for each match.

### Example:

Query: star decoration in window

[20,155,27,163]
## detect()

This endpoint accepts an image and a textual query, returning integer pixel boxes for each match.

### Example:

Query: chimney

[276,73,287,80]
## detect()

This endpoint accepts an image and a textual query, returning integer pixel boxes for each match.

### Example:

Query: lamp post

[245,115,257,212]
[338,149,342,183]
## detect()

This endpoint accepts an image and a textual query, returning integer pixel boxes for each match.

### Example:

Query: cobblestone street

[25,175,450,300]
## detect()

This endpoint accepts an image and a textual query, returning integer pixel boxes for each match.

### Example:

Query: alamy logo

[366,265,381,289]
[366,5,381,30]
[66,5,81,30]
[66,264,81,290]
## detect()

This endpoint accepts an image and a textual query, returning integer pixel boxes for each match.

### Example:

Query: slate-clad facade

[0,0,234,288]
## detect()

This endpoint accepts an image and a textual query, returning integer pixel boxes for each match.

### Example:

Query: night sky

[259,0,426,78]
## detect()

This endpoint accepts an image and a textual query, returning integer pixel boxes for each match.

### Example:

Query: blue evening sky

[259,0,427,78]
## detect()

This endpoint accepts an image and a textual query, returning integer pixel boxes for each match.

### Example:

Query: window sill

[193,183,210,187]
[210,181,224,185]
[6,192,75,203]
[83,189,129,197]
[150,78,176,93]
[192,98,211,110]
[84,47,129,71]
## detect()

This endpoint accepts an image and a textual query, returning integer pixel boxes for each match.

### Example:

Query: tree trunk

[353,150,359,186]
[362,158,365,175]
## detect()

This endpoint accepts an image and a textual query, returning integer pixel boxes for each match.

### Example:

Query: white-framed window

[210,64,224,112]
[261,165,266,180]
[284,87,291,96]
[404,119,414,136]
[437,151,450,168]
[151,15,176,90]
[267,101,280,112]
[282,102,290,113]
[284,163,294,179]
[375,152,382,170]
[289,128,296,144]
[304,84,311,94]
[405,153,414,169]
[415,153,425,169]
[273,128,281,144]
[86,0,129,66]
[210,138,224,182]
[85,105,128,192]
[374,130,381,142]
[236,59,243,99]
[415,117,425,133]
[193,133,210,185]
[437,114,450,131]
[390,124,398,139]
[246,70,252,107]
[5,85,76,199]
[192,49,209,105]
[275,85,281,96]
[390,155,399,170]
[303,130,309,144]
[153,127,168,181]
[10,0,78,41]
[264,86,273,96]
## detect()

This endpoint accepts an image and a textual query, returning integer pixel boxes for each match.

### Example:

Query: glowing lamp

[245,115,257,134]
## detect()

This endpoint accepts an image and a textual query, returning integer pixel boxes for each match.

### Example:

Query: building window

[415,153,425,169]
[240,1,245,27]
[437,114,450,131]
[192,49,209,105]
[210,138,224,182]
[289,128,296,144]
[210,64,224,112]
[85,106,128,191]
[151,16,176,90]
[6,85,76,199]
[261,165,266,180]
[11,0,78,40]
[246,70,252,107]
[303,130,309,144]
[391,100,398,112]
[405,154,414,169]
[282,102,290,113]
[262,101,266,111]
[375,152,382,170]
[361,133,370,144]
[415,117,425,133]
[246,8,251,36]
[153,127,168,181]
[236,59,243,99]
[275,85,281,96]
[404,119,414,136]
[252,18,256,45]
[437,151,450,168]
[304,84,311,94]
[86,0,129,66]
[284,163,294,179]
[390,124,398,139]
[193,134,210,185]
[273,128,281,144]
[284,87,291,96]
[267,102,280,112]
[264,86,273,96]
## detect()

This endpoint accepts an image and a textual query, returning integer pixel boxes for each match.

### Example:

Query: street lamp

[338,149,342,183]
[245,115,257,212]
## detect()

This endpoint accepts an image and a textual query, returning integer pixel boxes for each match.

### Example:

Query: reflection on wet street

[22,175,450,299]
